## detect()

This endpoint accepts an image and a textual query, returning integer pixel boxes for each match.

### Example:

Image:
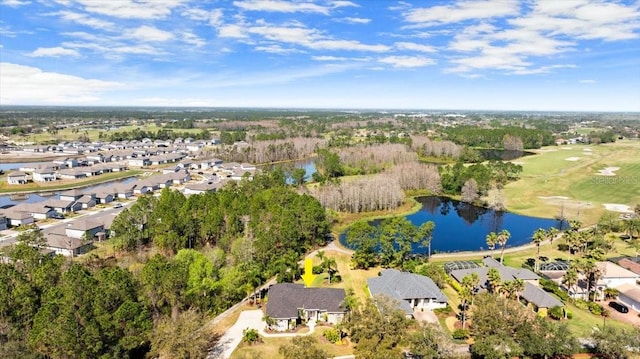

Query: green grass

[503,140,640,225]
[564,302,634,337]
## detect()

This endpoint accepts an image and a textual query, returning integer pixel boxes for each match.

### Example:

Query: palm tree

[569,219,582,232]
[532,228,546,272]
[502,279,525,300]
[562,268,579,299]
[487,267,502,294]
[486,232,498,259]
[497,229,511,264]
[546,227,560,246]
[459,273,479,329]
[323,257,338,284]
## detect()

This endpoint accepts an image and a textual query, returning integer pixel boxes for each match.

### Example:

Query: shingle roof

[618,258,640,275]
[368,269,448,315]
[450,259,539,289]
[265,283,346,319]
[521,282,564,308]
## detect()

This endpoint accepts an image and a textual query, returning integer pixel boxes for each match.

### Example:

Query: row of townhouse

[7,163,128,185]
[19,138,213,157]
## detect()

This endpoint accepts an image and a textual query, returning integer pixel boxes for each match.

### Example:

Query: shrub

[312,265,323,275]
[323,328,341,343]
[330,274,342,283]
[242,328,261,345]
[434,304,453,315]
[450,280,462,293]
[574,299,589,311]
[548,306,564,320]
[452,329,470,340]
[540,278,569,301]
[588,302,603,315]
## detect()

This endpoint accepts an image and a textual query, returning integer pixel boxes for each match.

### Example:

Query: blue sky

[1,0,639,111]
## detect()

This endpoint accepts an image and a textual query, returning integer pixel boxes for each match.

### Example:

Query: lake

[0,161,52,172]
[340,196,566,254]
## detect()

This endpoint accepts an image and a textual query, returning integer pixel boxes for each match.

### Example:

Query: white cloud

[181,32,205,47]
[329,1,358,8]
[219,24,248,38]
[404,0,519,26]
[580,79,596,84]
[394,41,436,53]
[337,17,371,24]
[28,46,80,57]
[312,55,370,62]
[73,0,187,19]
[1,0,30,7]
[182,8,223,27]
[247,24,390,52]
[379,55,435,68]
[0,62,122,104]
[233,0,330,15]
[127,26,174,42]
[254,44,300,54]
[54,10,115,30]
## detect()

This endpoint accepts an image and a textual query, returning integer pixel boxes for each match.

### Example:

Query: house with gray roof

[368,269,448,317]
[449,256,564,316]
[265,283,346,332]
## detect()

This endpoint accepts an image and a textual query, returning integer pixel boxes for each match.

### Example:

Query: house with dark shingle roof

[368,269,448,317]
[265,283,346,332]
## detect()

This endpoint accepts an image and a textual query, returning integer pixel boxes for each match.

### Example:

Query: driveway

[208,310,264,359]
[602,299,640,326]
[412,308,439,324]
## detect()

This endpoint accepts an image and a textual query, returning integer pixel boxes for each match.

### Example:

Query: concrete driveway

[208,310,264,359]
[413,308,439,324]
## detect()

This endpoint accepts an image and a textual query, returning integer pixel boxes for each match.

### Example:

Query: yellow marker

[301,258,317,287]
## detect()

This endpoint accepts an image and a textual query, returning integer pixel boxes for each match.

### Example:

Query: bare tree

[385,162,441,194]
[461,178,479,203]
[310,174,405,213]
[503,135,524,152]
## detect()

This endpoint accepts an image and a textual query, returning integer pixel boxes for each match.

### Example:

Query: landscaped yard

[231,327,355,359]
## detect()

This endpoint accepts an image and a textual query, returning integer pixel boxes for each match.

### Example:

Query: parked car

[113,203,123,208]
[608,301,629,313]
[52,213,64,219]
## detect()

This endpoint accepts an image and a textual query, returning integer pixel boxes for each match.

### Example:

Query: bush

[452,329,470,340]
[588,302,603,315]
[540,278,569,301]
[312,266,323,275]
[574,299,590,311]
[433,304,453,315]
[330,274,342,283]
[323,328,341,343]
[242,328,261,345]
[450,280,462,293]
[548,306,564,320]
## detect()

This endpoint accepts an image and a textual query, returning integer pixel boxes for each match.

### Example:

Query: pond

[340,196,566,254]
[476,149,535,161]
[0,161,52,172]
[262,158,318,184]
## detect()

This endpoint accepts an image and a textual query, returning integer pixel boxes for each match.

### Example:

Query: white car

[113,203,123,208]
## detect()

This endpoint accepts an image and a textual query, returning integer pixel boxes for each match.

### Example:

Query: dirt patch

[596,167,620,176]
[565,157,581,161]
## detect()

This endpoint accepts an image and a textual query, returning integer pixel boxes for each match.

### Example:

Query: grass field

[503,140,640,225]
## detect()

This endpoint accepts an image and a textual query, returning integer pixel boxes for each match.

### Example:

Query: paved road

[0,203,130,248]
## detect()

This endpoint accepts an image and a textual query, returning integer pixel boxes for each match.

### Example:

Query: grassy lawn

[0,170,143,193]
[231,327,355,359]
[564,302,634,338]
[503,140,640,225]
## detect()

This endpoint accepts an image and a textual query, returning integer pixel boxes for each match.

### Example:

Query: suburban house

[64,219,105,240]
[53,157,78,168]
[449,257,562,315]
[94,189,115,204]
[59,189,86,202]
[32,167,57,182]
[42,198,82,214]
[368,269,448,317]
[183,181,222,195]
[43,228,93,257]
[112,183,135,199]
[58,168,87,180]
[9,203,55,220]
[618,257,640,275]
[0,209,34,227]
[7,171,28,184]
[76,195,97,209]
[265,283,346,332]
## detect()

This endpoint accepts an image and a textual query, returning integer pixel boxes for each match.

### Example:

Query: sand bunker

[604,203,633,213]
[565,157,581,161]
[539,196,570,200]
[562,147,573,150]
[583,148,592,152]
[539,196,594,211]
[596,167,620,176]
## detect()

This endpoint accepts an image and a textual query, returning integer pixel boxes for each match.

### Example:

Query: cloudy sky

[1,0,639,111]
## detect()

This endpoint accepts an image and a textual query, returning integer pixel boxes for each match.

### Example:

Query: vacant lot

[504,140,640,225]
